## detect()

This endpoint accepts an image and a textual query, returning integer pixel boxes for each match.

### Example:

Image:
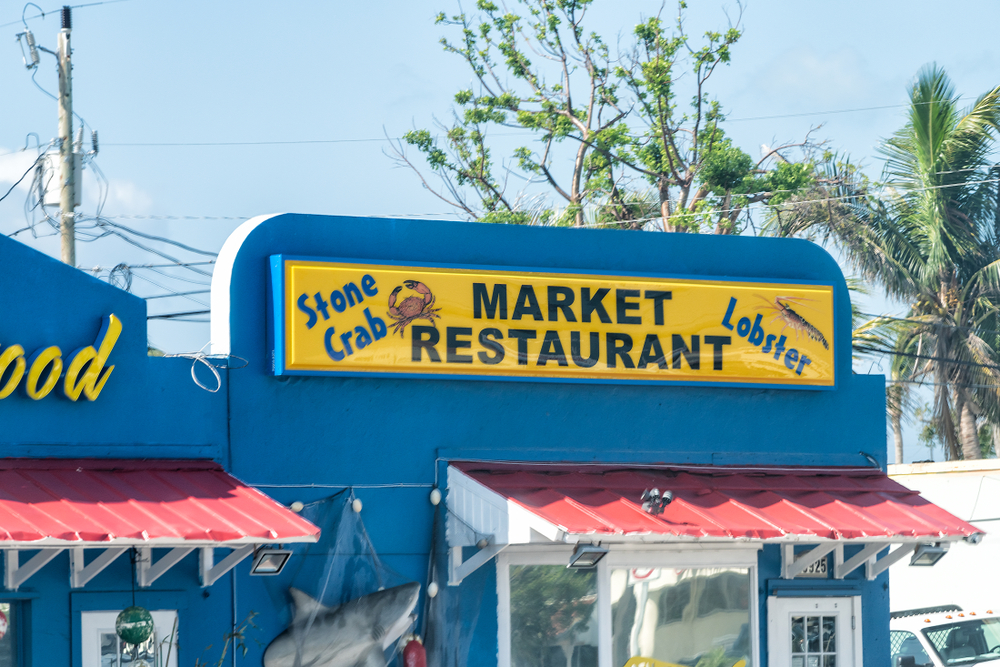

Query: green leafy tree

[793,65,1000,460]
[391,0,834,231]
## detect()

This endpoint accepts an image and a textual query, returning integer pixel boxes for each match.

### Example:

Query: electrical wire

[853,343,1000,372]
[93,217,218,258]
[148,310,210,320]
[0,155,42,204]
[98,98,976,147]
[856,311,1000,338]
[129,271,209,307]
[142,289,210,300]
[141,265,211,286]
[0,0,131,29]
[85,261,215,269]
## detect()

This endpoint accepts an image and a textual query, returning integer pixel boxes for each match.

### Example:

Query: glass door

[609,567,753,667]
[766,598,860,667]
[80,611,178,667]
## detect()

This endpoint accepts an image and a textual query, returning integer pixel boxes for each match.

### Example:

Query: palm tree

[792,66,1000,460]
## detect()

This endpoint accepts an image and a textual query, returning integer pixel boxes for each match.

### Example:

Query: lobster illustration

[755,295,829,350]
[387,280,441,337]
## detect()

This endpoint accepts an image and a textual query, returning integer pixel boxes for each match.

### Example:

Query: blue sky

[2,0,998,461]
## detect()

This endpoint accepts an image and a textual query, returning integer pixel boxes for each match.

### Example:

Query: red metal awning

[450,462,982,543]
[0,459,318,546]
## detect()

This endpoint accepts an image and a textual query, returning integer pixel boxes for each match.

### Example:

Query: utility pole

[57,5,75,266]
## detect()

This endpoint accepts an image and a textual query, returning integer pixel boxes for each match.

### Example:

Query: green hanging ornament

[116,606,154,645]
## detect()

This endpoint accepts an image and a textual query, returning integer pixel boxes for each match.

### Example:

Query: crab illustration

[387,280,441,336]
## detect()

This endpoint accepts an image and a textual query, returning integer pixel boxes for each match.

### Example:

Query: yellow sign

[271,258,835,388]
[0,314,121,401]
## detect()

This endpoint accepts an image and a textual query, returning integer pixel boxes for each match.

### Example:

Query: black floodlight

[567,543,608,569]
[250,547,292,575]
[910,543,948,567]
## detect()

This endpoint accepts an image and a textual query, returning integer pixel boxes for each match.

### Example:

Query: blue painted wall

[220,214,889,667]
[0,234,227,460]
[0,215,891,667]
[0,234,232,667]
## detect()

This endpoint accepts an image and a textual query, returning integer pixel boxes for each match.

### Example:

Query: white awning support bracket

[200,546,254,587]
[138,547,195,588]
[71,547,128,588]
[866,543,916,580]
[5,549,64,591]
[449,543,507,586]
[782,543,839,579]
[834,543,885,579]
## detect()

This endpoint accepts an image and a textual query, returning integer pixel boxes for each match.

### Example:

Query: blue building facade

[0,214,977,667]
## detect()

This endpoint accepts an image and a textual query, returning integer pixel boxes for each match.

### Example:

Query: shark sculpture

[263,582,420,667]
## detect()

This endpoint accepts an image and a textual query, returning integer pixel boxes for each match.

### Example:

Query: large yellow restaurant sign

[270,257,836,388]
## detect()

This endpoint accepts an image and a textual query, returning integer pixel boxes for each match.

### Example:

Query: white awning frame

[3,544,265,591]
[447,465,973,585]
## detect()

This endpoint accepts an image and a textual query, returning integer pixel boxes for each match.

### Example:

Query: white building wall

[889,460,1000,612]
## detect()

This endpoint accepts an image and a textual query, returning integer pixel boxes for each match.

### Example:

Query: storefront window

[0,602,19,667]
[82,610,178,667]
[509,565,598,667]
[611,567,752,667]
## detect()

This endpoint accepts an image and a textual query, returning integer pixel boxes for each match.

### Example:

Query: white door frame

[766,596,862,667]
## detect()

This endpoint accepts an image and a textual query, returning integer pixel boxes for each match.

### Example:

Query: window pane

[822,617,836,652]
[0,602,18,667]
[510,565,598,667]
[807,617,820,653]
[612,567,752,667]
[100,633,118,667]
[792,617,805,653]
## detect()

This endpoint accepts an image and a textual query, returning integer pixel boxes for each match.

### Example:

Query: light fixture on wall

[250,547,292,575]
[567,543,608,569]
[910,543,948,567]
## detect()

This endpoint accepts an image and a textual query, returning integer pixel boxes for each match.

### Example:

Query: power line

[856,311,1000,339]
[95,97,976,148]
[853,343,1000,373]
[98,214,249,221]
[148,310,210,320]
[129,271,209,307]
[143,289,210,300]
[0,0,130,29]
[0,156,41,204]
[83,261,215,270]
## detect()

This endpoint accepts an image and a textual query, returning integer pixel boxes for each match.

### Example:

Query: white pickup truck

[891,606,1000,667]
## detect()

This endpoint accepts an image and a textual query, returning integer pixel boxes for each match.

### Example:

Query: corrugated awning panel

[451,462,982,542]
[0,459,319,546]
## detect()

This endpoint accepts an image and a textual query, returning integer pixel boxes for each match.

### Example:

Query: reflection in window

[0,602,19,667]
[790,615,836,667]
[612,568,752,667]
[510,565,598,667]
[99,630,169,667]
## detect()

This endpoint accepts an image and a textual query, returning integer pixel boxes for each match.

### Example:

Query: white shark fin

[355,648,388,667]
[288,587,334,624]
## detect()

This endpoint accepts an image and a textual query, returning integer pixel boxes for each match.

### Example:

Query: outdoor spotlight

[640,488,673,515]
[250,547,292,575]
[910,543,948,567]
[567,543,608,569]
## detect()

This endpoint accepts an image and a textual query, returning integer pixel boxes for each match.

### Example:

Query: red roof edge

[0,458,224,471]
